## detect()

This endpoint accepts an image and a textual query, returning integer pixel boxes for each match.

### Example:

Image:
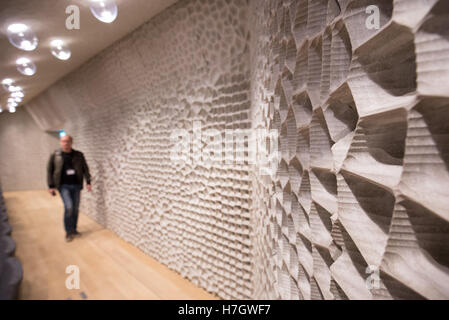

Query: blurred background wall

[0,106,58,191]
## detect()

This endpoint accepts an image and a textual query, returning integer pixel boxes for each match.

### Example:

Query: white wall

[0,106,59,191]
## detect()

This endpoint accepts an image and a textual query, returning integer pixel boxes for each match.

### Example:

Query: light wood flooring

[3,190,218,300]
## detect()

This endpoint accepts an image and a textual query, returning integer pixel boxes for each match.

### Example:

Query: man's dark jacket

[47,148,91,189]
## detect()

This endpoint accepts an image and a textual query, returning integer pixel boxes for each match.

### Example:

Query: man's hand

[48,188,56,196]
[86,184,92,192]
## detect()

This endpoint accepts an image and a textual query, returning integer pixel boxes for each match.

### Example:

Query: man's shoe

[65,233,74,242]
[73,231,82,238]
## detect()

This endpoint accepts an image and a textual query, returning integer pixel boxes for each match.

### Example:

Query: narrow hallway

[3,190,217,300]
[1,0,448,302]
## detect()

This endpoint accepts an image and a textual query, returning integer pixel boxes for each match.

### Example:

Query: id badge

[66,169,76,175]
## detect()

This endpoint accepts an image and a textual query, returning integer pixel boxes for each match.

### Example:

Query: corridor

[1,0,448,302]
[3,190,217,300]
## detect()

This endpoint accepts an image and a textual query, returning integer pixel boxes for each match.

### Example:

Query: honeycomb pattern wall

[249,0,449,299]
[22,0,449,300]
[27,0,253,299]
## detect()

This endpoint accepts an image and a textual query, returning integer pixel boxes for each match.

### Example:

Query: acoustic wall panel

[21,0,449,300]
[249,0,449,300]
[26,0,253,300]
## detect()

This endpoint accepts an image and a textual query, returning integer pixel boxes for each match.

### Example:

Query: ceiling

[0,0,178,112]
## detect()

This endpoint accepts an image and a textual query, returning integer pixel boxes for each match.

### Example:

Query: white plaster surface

[14,0,449,299]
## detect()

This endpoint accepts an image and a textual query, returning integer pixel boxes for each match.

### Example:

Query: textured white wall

[25,0,253,299]
[0,107,59,191]
[13,0,449,300]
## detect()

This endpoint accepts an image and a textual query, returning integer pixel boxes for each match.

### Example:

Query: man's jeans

[58,184,82,234]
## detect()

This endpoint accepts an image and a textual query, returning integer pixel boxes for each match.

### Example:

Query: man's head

[60,135,73,152]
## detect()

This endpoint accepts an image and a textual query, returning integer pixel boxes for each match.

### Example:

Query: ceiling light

[16,57,37,76]
[89,0,118,23]
[50,39,71,60]
[14,97,22,103]
[7,23,38,51]
[9,85,22,92]
[11,91,24,98]
[2,78,14,90]
[8,106,16,113]
[8,101,18,111]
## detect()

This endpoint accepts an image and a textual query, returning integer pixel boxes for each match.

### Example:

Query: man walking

[47,134,92,242]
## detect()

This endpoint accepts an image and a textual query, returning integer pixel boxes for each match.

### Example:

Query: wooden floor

[3,190,218,300]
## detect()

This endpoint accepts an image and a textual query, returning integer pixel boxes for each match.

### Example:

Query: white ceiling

[0,0,178,111]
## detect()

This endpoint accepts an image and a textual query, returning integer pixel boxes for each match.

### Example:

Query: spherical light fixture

[2,78,14,91]
[11,91,24,98]
[8,98,18,107]
[50,39,71,60]
[8,85,22,93]
[89,0,118,23]
[7,23,38,51]
[16,57,37,76]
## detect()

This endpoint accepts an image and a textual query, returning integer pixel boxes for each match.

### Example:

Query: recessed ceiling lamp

[7,23,38,51]
[2,78,14,91]
[16,57,37,76]
[89,0,118,23]
[50,39,71,60]
[8,98,20,106]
